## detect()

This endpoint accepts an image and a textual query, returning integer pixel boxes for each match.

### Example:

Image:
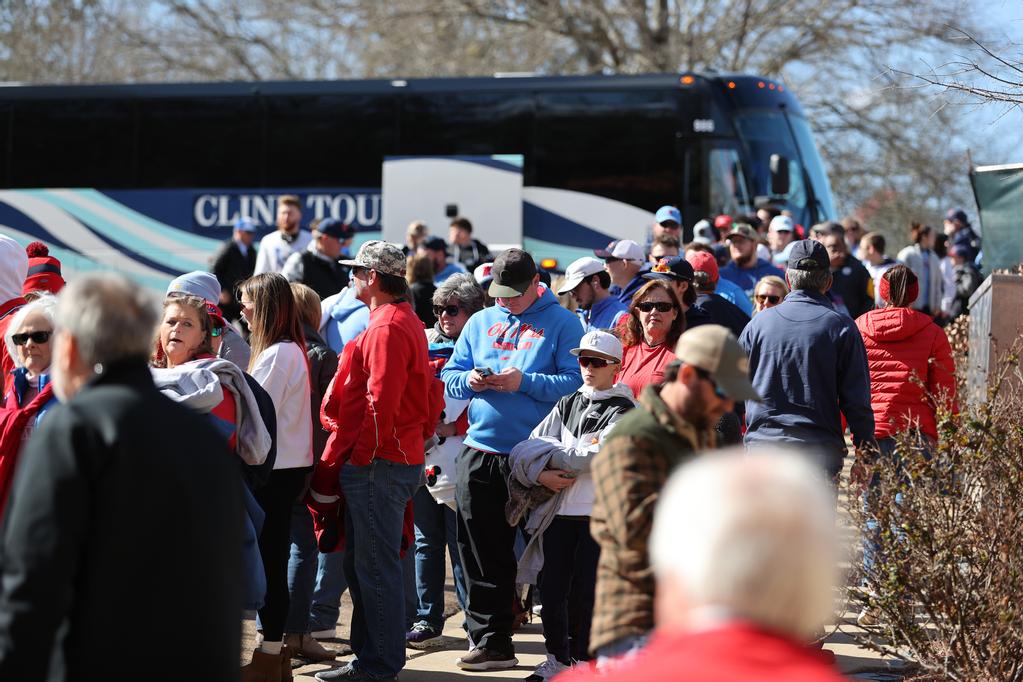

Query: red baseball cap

[686,250,719,283]
[205,302,226,329]
[713,214,733,230]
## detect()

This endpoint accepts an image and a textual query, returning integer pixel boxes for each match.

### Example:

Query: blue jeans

[309,550,347,633]
[863,437,916,577]
[341,458,422,679]
[285,503,318,633]
[284,503,349,634]
[412,486,467,628]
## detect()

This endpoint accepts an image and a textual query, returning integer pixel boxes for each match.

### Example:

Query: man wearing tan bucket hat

[589,324,760,663]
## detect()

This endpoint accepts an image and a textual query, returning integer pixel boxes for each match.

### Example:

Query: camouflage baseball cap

[340,240,406,278]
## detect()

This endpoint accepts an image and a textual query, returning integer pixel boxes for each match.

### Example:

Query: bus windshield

[733,111,836,225]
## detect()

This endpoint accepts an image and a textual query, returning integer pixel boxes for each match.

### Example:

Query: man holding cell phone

[441,248,583,671]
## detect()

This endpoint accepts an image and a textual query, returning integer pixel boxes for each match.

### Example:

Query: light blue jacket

[441,287,583,454]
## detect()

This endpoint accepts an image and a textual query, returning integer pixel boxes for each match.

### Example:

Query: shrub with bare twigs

[844,290,1023,681]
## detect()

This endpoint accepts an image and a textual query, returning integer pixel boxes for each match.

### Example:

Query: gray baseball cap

[340,240,406,278]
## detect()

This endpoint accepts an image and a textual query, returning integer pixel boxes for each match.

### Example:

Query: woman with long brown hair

[615,280,686,398]
[896,222,943,317]
[238,272,317,679]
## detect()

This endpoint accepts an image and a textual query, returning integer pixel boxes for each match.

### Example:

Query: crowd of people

[0,195,973,682]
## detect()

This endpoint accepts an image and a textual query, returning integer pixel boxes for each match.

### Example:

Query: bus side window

[707,147,752,218]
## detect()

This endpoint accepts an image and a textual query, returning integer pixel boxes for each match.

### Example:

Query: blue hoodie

[442,286,584,454]
[322,286,370,354]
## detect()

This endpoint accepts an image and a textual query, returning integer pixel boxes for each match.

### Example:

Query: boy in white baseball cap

[508,329,636,680]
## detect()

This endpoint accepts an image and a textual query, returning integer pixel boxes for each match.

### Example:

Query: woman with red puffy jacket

[856,264,956,448]
[855,264,956,624]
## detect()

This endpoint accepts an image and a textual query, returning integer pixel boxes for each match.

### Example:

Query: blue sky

[958,0,1023,164]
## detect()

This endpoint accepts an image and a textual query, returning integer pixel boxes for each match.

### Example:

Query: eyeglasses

[433,304,462,317]
[578,356,618,368]
[12,330,52,345]
[756,294,781,304]
[695,367,728,399]
[636,301,674,313]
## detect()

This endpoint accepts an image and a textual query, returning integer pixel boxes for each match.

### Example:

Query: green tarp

[971,163,1023,271]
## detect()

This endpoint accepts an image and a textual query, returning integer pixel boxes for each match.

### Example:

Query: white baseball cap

[558,257,605,295]
[570,330,624,362]
[769,215,794,233]
[594,239,644,263]
[692,219,715,245]
[473,262,494,286]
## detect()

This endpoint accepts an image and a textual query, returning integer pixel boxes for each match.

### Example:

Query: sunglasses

[433,304,463,318]
[578,356,617,368]
[695,367,728,399]
[636,301,674,313]
[756,294,781,304]
[12,330,52,346]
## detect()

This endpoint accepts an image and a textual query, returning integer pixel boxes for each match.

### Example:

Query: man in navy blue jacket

[739,240,875,480]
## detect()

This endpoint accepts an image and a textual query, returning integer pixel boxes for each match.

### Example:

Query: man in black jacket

[823,232,874,319]
[0,274,244,682]
[282,218,354,299]
[448,217,492,272]
[211,216,258,322]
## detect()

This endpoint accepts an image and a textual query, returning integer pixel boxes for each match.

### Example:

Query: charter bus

[0,72,836,290]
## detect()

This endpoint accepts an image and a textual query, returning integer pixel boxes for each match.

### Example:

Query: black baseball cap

[643,256,694,282]
[489,248,538,298]
[421,236,448,252]
[787,239,829,271]
[316,218,356,240]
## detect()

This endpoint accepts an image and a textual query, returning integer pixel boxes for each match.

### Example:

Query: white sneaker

[524,654,570,681]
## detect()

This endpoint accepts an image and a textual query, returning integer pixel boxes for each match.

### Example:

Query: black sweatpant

[539,516,600,663]
[454,446,517,655]
[254,467,309,642]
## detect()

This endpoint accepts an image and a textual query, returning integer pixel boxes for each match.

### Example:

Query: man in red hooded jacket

[0,237,28,401]
[309,240,442,682]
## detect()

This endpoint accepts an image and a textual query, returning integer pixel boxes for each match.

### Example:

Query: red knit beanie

[23,242,64,295]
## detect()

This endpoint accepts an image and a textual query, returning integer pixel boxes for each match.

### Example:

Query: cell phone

[475,367,494,377]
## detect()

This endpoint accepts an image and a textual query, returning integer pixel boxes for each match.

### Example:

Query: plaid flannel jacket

[588,384,714,654]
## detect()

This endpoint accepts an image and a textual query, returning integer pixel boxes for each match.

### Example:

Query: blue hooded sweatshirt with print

[442,286,584,454]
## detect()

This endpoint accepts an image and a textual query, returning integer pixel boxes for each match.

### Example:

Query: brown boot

[241,647,283,682]
[280,645,293,682]
[284,633,337,662]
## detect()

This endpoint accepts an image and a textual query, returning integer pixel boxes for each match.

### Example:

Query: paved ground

[244,458,911,680]
[243,588,910,681]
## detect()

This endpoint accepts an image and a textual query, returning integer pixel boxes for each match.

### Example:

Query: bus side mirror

[770,154,790,196]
